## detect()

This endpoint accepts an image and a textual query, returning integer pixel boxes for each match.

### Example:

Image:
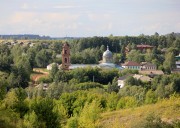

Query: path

[31,68,49,83]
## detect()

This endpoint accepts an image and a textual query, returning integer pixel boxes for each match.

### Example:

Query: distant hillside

[173,33,180,38]
[99,97,180,128]
[0,34,82,40]
[0,34,51,40]
[165,32,180,38]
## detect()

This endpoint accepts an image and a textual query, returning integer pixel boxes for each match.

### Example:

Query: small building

[133,74,152,82]
[118,74,151,88]
[118,74,133,88]
[139,70,164,77]
[175,54,180,69]
[47,63,59,70]
[122,61,141,70]
[141,62,157,70]
[136,44,154,52]
[36,83,49,91]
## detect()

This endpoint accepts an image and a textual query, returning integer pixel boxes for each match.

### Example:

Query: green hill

[99,96,180,128]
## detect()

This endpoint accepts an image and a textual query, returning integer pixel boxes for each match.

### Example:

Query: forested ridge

[0,32,180,127]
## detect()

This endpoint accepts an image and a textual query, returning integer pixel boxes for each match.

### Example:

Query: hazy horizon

[0,0,180,37]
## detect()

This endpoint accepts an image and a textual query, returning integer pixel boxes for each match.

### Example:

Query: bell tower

[61,42,70,70]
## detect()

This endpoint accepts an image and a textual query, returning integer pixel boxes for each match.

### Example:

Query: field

[0,39,31,43]
[99,96,180,128]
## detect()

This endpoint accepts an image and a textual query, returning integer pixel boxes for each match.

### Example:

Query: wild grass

[99,96,180,128]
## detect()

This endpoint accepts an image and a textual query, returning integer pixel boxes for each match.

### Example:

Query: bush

[66,116,78,128]
[133,113,176,128]
[73,82,104,90]
[145,89,157,104]
[36,76,51,84]
[116,96,138,109]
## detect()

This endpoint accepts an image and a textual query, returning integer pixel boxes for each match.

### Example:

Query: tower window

[65,58,67,63]
[65,50,67,54]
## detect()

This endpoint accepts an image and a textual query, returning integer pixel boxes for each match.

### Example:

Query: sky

[0,0,180,37]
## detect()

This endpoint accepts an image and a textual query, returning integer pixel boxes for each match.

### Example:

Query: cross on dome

[107,45,109,50]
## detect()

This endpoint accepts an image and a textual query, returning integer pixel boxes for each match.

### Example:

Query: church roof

[99,63,123,70]
[103,46,112,57]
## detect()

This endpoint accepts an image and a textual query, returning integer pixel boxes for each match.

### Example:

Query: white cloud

[53,5,81,9]
[0,11,82,36]
[21,3,28,9]
[87,13,111,21]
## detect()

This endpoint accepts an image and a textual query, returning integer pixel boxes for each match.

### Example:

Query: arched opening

[65,58,67,63]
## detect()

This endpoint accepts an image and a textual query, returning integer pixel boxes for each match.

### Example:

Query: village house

[118,74,133,88]
[175,54,180,69]
[125,44,154,54]
[136,44,154,52]
[122,61,141,70]
[141,62,157,70]
[118,74,152,88]
[133,74,152,82]
[139,70,164,77]
[47,63,60,70]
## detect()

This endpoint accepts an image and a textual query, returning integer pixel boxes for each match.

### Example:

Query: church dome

[103,46,112,57]
[102,46,113,63]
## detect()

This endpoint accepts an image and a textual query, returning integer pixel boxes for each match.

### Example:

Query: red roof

[122,61,141,66]
[137,44,153,48]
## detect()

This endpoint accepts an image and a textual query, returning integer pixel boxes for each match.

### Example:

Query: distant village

[45,41,180,90]
[1,34,180,91]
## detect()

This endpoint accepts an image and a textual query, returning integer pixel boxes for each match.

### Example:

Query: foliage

[66,116,78,128]
[163,52,175,73]
[106,92,119,111]
[23,111,39,128]
[31,98,60,128]
[0,34,180,127]
[134,113,176,128]
[127,50,144,63]
[78,100,102,128]
[3,88,28,118]
[73,82,103,90]
[145,89,157,104]
[116,96,138,109]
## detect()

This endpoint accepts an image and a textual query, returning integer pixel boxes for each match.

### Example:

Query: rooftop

[122,61,141,66]
[139,70,164,75]
[118,74,133,80]
[141,62,156,66]
[137,44,154,48]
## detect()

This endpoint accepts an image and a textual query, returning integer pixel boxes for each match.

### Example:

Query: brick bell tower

[61,42,70,70]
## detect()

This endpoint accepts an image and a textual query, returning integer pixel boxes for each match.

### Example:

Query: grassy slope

[99,96,180,128]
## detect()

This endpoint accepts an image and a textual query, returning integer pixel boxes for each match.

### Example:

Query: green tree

[78,100,101,128]
[145,49,154,62]
[3,88,28,118]
[0,77,8,100]
[163,52,175,73]
[23,111,39,128]
[107,77,119,93]
[107,92,119,111]
[35,49,52,68]
[31,98,60,128]
[156,84,165,98]
[145,89,157,104]
[66,116,78,128]
[127,50,144,63]
[49,63,59,81]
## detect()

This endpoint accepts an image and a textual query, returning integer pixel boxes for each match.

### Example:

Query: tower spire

[107,45,109,50]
